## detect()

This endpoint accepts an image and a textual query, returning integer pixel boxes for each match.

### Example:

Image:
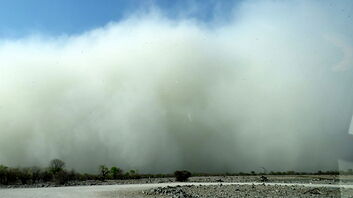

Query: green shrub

[99,165,110,181]
[110,166,123,179]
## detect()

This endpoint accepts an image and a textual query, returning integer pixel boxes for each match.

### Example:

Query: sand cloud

[0,0,352,173]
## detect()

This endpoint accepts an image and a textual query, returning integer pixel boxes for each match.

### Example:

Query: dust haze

[0,0,353,173]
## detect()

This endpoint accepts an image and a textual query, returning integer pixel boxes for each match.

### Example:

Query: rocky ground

[2,174,353,189]
[138,175,353,198]
[141,184,353,198]
[190,175,352,184]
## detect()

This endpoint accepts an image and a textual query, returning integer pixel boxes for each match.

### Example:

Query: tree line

[1,159,352,186]
[0,159,144,185]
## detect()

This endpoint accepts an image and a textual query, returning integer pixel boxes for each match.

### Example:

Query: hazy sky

[0,0,353,174]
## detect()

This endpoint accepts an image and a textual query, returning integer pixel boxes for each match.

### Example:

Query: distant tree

[110,166,123,179]
[49,159,65,174]
[99,165,109,181]
[174,170,191,182]
[128,169,141,179]
[129,169,136,175]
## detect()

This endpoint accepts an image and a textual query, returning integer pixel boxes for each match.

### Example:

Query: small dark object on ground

[216,179,224,182]
[304,188,322,195]
[260,175,268,182]
[174,170,192,182]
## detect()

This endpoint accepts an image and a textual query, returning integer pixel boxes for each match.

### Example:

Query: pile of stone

[143,185,194,198]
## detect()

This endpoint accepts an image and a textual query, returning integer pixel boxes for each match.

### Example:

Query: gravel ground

[189,175,350,184]
[2,174,352,189]
[141,184,353,198]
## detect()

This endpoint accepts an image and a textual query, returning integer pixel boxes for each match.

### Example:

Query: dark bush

[6,168,20,185]
[0,165,8,185]
[40,170,53,182]
[67,170,80,181]
[54,170,69,185]
[82,173,98,180]
[30,167,41,183]
[18,168,32,184]
[174,170,191,182]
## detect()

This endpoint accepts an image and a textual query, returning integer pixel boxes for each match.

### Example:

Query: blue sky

[0,0,240,38]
